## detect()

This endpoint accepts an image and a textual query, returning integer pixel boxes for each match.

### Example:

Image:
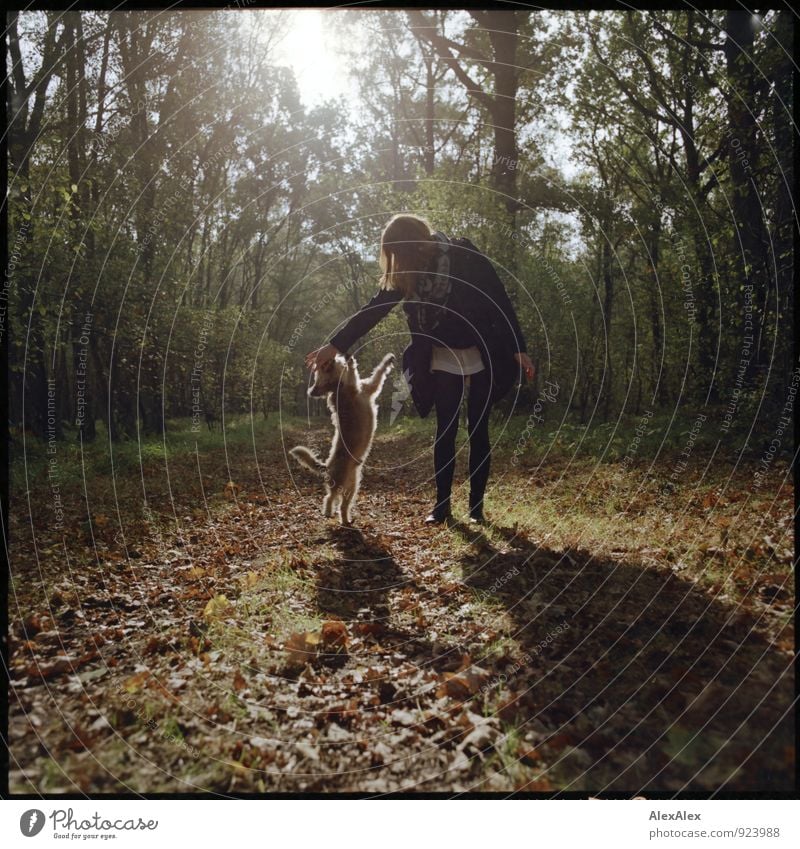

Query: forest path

[9,428,794,793]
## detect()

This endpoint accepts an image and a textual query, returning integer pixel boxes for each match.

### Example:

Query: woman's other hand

[514,352,535,382]
[305,343,340,370]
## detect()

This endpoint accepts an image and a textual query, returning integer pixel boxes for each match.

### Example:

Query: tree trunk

[771,10,794,401]
[601,237,614,419]
[486,12,520,222]
[7,12,65,437]
[423,53,436,176]
[725,10,770,370]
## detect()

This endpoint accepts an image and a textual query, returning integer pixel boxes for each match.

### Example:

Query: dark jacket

[329,236,527,418]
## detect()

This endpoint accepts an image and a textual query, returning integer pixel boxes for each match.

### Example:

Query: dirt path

[8,430,795,793]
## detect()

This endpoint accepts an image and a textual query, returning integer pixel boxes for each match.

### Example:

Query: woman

[305,214,534,525]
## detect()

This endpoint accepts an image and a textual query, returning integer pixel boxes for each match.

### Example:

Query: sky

[260,7,583,247]
[264,8,357,108]
[262,8,581,177]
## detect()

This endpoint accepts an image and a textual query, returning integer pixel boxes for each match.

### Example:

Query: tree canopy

[5,9,794,440]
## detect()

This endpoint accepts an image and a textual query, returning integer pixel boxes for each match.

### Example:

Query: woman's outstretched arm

[305,286,402,368]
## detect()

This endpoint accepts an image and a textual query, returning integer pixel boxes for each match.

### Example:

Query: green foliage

[6,9,792,442]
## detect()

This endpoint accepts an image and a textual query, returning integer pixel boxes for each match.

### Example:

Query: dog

[290,352,395,525]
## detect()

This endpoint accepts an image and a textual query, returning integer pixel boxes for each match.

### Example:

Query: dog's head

[308,354,357,398]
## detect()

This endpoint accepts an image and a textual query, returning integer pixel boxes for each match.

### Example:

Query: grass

[202,545,330,677]
[14,405,792,609]
[492,404,776,464]
[486,725,524,778]
[12,404,784,497]
[9,401,794,794]
[11,412,298,493]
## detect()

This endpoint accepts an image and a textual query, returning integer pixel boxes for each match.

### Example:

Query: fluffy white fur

[290,353,395,525]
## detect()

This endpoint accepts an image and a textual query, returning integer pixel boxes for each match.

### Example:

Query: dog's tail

[289,445,326,475]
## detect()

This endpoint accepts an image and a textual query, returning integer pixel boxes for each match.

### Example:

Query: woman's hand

[514,352,535,382]
[305,343,340,370]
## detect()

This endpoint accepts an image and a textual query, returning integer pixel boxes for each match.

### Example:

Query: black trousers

[432,367,492,512]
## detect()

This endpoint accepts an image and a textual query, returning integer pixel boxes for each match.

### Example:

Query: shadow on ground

[446,520,794,792]
[316,526,467,665]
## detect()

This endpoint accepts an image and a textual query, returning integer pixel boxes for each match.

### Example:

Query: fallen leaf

[438,665,490,700]
[20,614,42,637]
[520,747,541,765]
[352,622,385,638]
[26,657,73,681]
[123,670,151,693]
[516,776,552,791]
[390,708,419,727]
[296,741,320,761]
[144,636,169,656]
[25,650,97,682]
[459,721,499,756]
[284,631,322,668]
[320,620,349,649]
[203,594,233,620]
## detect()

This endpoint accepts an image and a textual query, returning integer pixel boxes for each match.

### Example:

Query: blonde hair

[379,214,437,297]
